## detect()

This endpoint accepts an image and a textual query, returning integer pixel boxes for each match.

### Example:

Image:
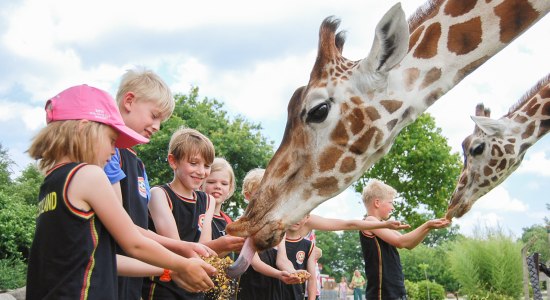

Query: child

[349,270,365,300]
[26,84,216,299]
[338,276,348,300]
[143,128,245,299]
[104,67,214,299]
[235,168,303,300]
[200,157,236,243]
[359,179,450,299]
[282,214,318,300]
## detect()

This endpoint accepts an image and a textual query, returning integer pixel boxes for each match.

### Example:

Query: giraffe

[446,74,550,219]
[225,0,550,269]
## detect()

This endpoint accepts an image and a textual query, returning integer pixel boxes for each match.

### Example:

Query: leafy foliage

[521,224,549,263]
[138,87,274,218]
[316,230,364,278]
[354,113,462,230]
[0,257,27,290]
[406,280,446,300]
[447,227,522,299]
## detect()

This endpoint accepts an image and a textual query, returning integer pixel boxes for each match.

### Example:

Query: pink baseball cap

[45,84,149,148]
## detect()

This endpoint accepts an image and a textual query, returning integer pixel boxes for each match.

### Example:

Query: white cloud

[517,151,550,177]
[0,102,44,130]
[472,186,528,212]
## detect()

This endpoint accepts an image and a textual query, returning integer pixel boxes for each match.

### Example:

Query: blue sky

[1,0,549,238]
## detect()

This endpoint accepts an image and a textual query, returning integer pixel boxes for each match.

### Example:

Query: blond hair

[28,120,109,172]
[361,179,397,207]
[168,127,215,165]
[116,66,174,121]
[209,157,236,198]
[242,168,265,198]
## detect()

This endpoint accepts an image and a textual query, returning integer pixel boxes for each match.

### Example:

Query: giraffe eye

[470,142,485,156]
[306,102,331,123]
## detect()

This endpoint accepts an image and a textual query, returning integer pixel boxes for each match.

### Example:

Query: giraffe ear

[360,3,409,74]
[471,115,505,136]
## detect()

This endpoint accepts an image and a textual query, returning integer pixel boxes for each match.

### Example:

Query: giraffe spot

[423,88,443,106]
[319,146,344,172]
[365,106,381,121]
[519,143,532,156]
[301,189,312,203]
[404,68,420,91]
[312,176,339,196]
[351,127,381,155]
[347,108,366,135]
[540,85,550,100]
[387,119,398,131]
[513,115,528,123]
[335,65,344,74]
[521,122,535,139]
[274,157,291,178]
[444,0,477,17]
[413,22,441,59]
[504,144,515,154]
[409,25,424,52]
[380,100,403,113]
[507,138,516,143]
[351,96,363,106]
[401,107,412,121]
[479,179,490,187]
[454,57,487,83]
[495,0,539,44]
[497,159,507,171]
[491,145,503,157]
[491,176,499,182]
[488,159,498,167]
[420,67,442,90]
[523,98,540,116]
[339,156,356,174]
[483,166,493,176]
[448,17,482,55]
[341,102,350,114]
[331,121,349,147]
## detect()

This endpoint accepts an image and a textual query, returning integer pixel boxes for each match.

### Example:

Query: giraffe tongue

[226,237,256,278]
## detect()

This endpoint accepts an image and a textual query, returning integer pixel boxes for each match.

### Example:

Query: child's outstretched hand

[279,270,303,284]
[384,220,411,230]
[426,218,451,229]
[176,241,217,258]
[171,257,217,293]
[289,270,311,284]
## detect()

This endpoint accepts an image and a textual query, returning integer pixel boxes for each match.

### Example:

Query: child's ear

[167,154,177,170]
[122,92,136,112]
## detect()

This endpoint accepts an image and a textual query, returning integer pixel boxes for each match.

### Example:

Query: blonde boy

[359,179,450,299]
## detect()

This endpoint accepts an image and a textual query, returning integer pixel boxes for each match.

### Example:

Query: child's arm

[117,254,164,277]
[198,194,216,244]
[367,216,450,250]
[304,214,410,233]
[275,234,296,273]
[147,187,216,258]
[250,253,301,284]
[306,248,318,297]
[71,165,216,293]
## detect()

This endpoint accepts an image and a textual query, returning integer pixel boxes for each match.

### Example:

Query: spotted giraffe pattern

[226,0,550,251]
[446,74,550,219]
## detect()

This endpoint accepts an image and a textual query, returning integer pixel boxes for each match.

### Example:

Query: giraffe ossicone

[225,0,550,269]
[446,74,550,219]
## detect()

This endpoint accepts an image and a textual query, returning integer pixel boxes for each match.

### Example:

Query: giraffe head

[226,3,410,250]
[447,75,550,219]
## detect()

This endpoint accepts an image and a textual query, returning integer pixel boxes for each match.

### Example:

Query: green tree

[354,113,462,230]
[521,224,550,263]
[138,87,274,218]
[0,144,14,189]
[316,230,364,279]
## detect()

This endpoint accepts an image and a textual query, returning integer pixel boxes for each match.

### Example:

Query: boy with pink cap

[26,84,217,299]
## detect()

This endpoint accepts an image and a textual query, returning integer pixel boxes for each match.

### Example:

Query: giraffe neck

[389,0,550,129]
[505,78,550,153]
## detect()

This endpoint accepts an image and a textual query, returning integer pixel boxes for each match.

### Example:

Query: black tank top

[26,163,116,300]
[143,184,210,300]
[359,230,406,300]
[237,248,283,300]
[117,148,149,300]
[283,237,314,300]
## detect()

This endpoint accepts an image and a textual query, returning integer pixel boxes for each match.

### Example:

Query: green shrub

[416,280,445,300]
[405,279,419,299]
[447,227,522,299]
[0,190,36,259]
[0,257,27,290]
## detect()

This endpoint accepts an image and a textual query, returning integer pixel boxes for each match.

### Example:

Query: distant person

[359,179,450,299]
[349,270,365,300]
[338,276,348,300]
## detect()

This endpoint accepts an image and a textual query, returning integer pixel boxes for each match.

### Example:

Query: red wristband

[160,269,171,282]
